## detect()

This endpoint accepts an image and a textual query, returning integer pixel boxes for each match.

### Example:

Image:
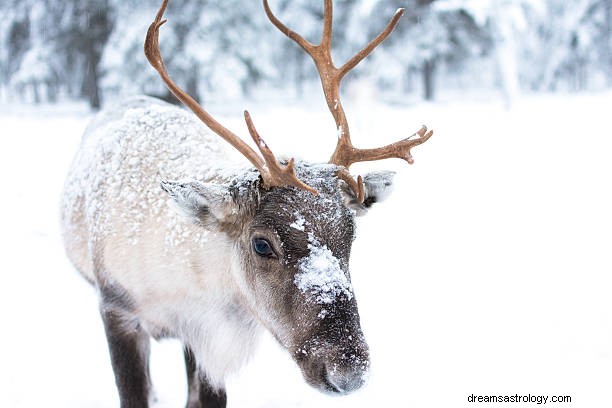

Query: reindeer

[60,0,432,407]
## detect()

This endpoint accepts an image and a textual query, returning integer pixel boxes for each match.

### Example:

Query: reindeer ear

[160,179,239,224]
[341,171,395,216]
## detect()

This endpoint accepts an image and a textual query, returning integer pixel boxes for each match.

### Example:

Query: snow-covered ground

[1,91,611,407]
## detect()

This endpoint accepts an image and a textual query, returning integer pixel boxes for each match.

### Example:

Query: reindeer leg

[100,305,152,408]
[184,347,227,408]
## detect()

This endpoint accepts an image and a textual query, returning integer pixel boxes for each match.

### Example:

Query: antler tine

[321,0,334,49]
[264,0,347,137]
[263,0,315,53]
[337,169,364,203]
[145,0,317,194]
[244,111,319,195]
[328,7,414,168]
[330,125,433,204]
[337,8,405,80]
[343,126,434,167]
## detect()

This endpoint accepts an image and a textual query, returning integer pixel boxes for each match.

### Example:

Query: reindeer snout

[324,356,369,394]
[297,335,370,395]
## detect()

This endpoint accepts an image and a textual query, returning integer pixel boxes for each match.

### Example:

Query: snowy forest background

[1,0,611,109]
[2,1,612,407]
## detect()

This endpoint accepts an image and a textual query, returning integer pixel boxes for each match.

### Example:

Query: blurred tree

[437,0,531,106]
[522,0,611,91]
[606,0,612,85]
[0,0,610,106]
[6,6,31,82]
[0,0,114,107]
[367,0,488,100]
[63,0,114,108]
[593,0,612,86]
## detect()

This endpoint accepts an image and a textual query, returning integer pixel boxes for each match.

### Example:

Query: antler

[145,0,317,195]
[264,0,433,201]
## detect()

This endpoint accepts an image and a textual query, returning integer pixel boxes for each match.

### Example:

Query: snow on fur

[294,234,353,304]
[60,96,255,253]
[289,212,306,231]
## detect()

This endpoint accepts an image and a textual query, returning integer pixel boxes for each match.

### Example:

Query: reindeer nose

[325,365,367,394]
[324,352,369,394]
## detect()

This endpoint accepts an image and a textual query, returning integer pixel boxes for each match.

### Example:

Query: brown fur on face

[226,164,369,394]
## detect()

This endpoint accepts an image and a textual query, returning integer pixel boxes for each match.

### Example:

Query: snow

[61,96,257,261]
[1,91,612,407]
[289,213,306,231]
[294,234,353,304]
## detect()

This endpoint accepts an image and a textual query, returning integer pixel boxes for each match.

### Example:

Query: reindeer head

[161,164,395,393]
[146,0,433,395]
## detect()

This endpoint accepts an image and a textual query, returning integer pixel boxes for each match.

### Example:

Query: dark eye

[252,238,275,258]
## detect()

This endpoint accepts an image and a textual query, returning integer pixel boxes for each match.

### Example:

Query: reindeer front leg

[100,306,152,408]
[184,347,227,408]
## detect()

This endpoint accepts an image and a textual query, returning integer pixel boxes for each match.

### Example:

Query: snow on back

[294,234,353,304]
[60,96,253,254]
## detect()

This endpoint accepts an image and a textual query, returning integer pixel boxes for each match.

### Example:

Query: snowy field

[0,91,611,407]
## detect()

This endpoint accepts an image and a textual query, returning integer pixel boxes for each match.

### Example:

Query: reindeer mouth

[319,363,343,394]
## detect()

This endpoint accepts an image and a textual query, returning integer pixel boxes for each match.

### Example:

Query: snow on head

[294,235,353,304]
[289,212,306,231]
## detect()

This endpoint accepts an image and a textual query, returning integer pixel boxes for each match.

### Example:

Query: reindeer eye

[252,238,275,258]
